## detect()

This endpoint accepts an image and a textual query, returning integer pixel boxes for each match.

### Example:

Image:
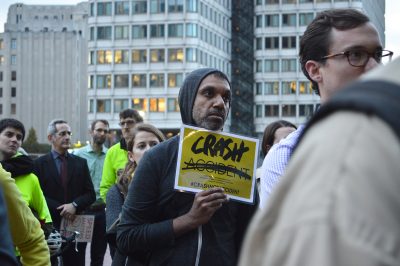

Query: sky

[0,0,399,58]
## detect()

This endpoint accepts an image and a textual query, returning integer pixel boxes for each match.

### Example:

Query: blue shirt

[73,144,108,200]
[259,125,305,208]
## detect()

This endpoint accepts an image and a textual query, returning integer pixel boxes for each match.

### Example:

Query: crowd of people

[0,7,398,266]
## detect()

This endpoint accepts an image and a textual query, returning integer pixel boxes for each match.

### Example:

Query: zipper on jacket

[195,225,203,266]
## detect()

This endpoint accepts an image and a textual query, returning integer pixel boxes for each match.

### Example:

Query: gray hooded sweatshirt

[117,68,256,266]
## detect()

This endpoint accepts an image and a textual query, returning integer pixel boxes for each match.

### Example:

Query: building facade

[253,0,385,139]
[0,3,88,143]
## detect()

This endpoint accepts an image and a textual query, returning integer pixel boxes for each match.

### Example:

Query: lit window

[168,48,183,62]
[132,74,146,87]
[0,56,4,65]
[114,50,129,64]
[132,49,147,63]
[114,74,129,88]
[150,49,165,63]
[167,73,183,88]
[97,50,112,64]
[149,98,165,112]
[132,98,148,112]
[96,75,111,88]
[299,81,313,94]
[96,99,111,113]
[282,81,297,95]
[115,1,129,15]
[150,73,164,87]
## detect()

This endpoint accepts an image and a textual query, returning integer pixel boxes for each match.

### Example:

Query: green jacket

[100,141,128,202]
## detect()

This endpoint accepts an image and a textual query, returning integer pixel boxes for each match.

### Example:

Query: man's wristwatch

[72,201,78,209]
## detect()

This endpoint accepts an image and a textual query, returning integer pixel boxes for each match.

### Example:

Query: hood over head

[178,68,230,126]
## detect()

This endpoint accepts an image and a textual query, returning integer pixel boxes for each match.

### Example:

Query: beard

[93,136,106,145]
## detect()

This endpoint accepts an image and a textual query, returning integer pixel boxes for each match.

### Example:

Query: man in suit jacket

[34,119,95,266]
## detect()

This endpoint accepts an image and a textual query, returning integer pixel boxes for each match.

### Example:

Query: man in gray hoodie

[117,68,257,266]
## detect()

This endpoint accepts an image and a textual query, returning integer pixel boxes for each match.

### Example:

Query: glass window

[89,51,95,65]
[282,81,297,94]
[114,50,129,64]
[150,24,165,38]
[114,74,129,88]
[256,38,262,50]
[256,15,262,28]
[90,3,95,16]
[132,98,148,112]
[282,0,296,3]
[299,13,314,26]
[0,56,4,65]
[168,48,183,62]
[11,87,16,97]
[11,71,16,81]
[115,1,130,15]
[282,104,296,117]
[150,73,164,87]
[88,75,94,89]
[282,13,296,26]
[255,83,262,95]
[0,39,3,49]
[96,99,111,113]
[265,82,279,95]
[186,23,198,37]
[265,14,279,27]
[132,25,147,38]
[299,81,313,94]
[115,25,129,40]
[265,59,279,72]
[11,104,16,115]
[90,27,95,41]
[0,72,2,81]
[186,0,198,12]
[97,2,112,16]
[299,0,313,2]
[114,99,129,112]
[282,36,296,49]
[168,23,183,37]
[96,75,111,88]
[11,39,17,49]
[150,98,166,112]
[168,73,183,88]
[132,49,147,63]
[282,59,297,72]
[150,49,165,63]
[265,37,279,49]
[167,98,179,111]
[132,0,147,14]
[0,104,2,115]
[97,26,112,40]
[256,105,262,118]
[256,60,263,72]
[88,100,94,113]
[97,50,112,64]
[186,48,197,62]
[132,74,146,87]
[265,0,279,3]
[299,104,314,117]
[150,0,165,13]
[168,0,183,12]
[265,105,279,116]
[11,55,16,65]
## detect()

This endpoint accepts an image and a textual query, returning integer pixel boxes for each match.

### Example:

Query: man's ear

[305,60,322,84]
[47,134,53,143]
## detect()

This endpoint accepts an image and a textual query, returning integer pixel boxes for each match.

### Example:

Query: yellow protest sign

[174,125,259,204]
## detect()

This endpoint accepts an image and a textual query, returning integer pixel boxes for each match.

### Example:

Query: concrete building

[0,3,88,143]
[253,0,385,139]
[87,0,232,138]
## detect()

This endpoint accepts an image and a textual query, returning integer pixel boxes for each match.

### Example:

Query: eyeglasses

[321,49,393,67]
[56,131,72,137]
[119,120,135,127]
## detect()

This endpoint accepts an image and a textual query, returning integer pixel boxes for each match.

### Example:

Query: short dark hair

[0,118,26,142]
[90,119,109,131]
[299,9,370,95]
[126,123,166,152]
[119,109,144,123]
[261,120,297,157]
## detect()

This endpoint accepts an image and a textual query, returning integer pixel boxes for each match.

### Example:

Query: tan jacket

[0,164,50,266]
[239,112,400,266]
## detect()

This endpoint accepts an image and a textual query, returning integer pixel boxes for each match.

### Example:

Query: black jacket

[33,152,96,228]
